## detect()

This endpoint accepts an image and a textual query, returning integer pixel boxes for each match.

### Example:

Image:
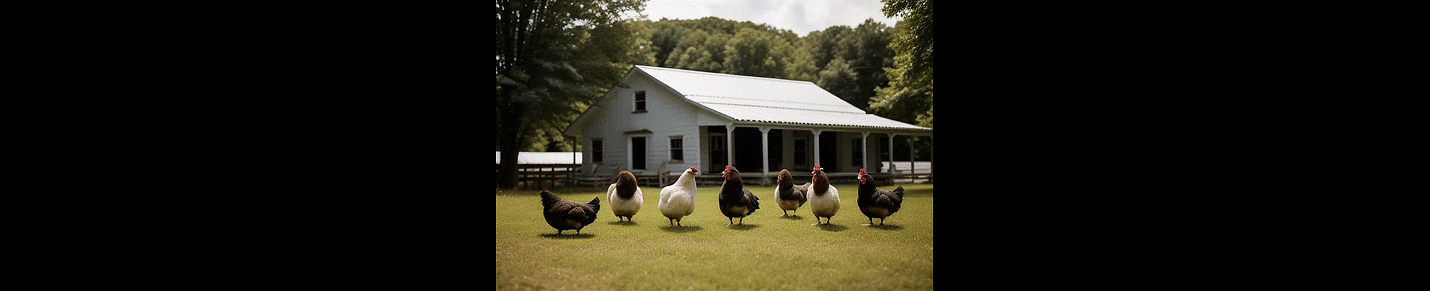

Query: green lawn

[495,183,934,290]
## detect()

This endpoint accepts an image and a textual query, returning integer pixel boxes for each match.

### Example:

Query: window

[591,139,603,163]
[669,137,684,162]
[633,91,647,113]
[793,139,807,165]
[631,136,647,170]
[851,138,863,168]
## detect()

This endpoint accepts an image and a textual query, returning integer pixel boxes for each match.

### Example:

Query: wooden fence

[496,163,580,189]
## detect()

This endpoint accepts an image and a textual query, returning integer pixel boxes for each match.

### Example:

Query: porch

[692,124,933,187]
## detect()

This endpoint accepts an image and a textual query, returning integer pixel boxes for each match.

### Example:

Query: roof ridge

[635,65,813,85]
[697,101,867,114]
[684,94,854,108]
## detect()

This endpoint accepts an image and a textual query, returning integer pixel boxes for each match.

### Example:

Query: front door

[709,134,726,172]
[631,137,646,170]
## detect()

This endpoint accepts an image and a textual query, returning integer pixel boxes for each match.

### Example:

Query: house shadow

[540,233,595,239]
[815,224,847,232]
[660,225,703,233]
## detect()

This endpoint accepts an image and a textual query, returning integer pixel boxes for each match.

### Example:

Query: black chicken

[718,166,760,226]
[540,188,600,234]
[856,168,903,226]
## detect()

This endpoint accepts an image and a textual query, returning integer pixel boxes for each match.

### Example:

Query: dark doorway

[766,129,782,171]
[732,127,763,172]
[818,131,837,172]
[631,136,646,170]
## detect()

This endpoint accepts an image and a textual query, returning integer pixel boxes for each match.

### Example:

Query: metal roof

[495,151,581,165]
[635,66,931,131]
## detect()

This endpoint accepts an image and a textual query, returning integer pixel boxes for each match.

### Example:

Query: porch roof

[635,66,932,133]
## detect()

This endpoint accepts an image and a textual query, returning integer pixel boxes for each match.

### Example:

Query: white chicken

[607,171,642,222]
[808,164,840,225]
[659,167,699,228]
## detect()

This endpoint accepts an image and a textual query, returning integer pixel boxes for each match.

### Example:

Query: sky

[634,0,901,36]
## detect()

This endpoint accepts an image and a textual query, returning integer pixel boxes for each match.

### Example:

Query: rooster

[773,169,808,217]
[857,168,904,226]
[659,167,699,228]
[718,166,760,226]
[808,164,840,225]
[607,171,643,222]
[539,188,600,235]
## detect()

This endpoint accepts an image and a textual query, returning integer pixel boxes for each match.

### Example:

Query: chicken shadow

[778,215,805,220]
[726,224,760,231]
[608,221,638,226]
[815,224,848,232]
[659,225,703,233]
[540,233,596,239]
[864,224,903,230]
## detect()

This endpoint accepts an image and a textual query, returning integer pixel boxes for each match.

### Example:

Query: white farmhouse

[563,65,932,185]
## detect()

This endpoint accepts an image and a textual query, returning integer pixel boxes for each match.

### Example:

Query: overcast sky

[634,0,901,36]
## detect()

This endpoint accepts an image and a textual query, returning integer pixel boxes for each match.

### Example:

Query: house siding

[578,71,706,175]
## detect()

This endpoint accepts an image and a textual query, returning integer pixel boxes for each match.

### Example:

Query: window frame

[633,90,647,113]
[669,136,684,163]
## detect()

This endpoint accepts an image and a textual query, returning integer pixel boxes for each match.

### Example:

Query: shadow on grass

[864,224,903,230]
[540,233,596,239]
[608,221,638,226]
[778,215,805,220]
[726,224,760,230]
[659,225,703,233]
[815,224,848,232]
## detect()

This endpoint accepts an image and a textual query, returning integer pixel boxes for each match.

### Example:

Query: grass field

[494,183,934,290]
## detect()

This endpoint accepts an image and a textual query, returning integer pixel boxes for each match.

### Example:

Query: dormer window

[633,91,647,113]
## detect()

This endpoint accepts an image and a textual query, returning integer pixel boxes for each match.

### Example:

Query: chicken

[607,171,643,222]
[773,169,808,217]
[539,188,600,234]
[856,168,904,226]
[659,167,699,228]
[718,166,760,226]
[808,164,840,225]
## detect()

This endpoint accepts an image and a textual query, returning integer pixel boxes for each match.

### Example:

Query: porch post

[760,127,771,185]
[726,124,735,171]
[812,129,823,168]
[860,132,870,172]
[908,136,916,180]
[888,133,898,174]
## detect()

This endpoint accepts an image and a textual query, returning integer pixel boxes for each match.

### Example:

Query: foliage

[495,0,649,188]
[723,28,796,78]
[643,17,893,110]
[882,0,933,85]
[869,0,934,128]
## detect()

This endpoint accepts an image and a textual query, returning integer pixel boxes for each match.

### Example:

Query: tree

[882,0,933,85]
[495,0,647,189]
[723,28,795,78]
[868,0,932,128]
[817,58,860,105]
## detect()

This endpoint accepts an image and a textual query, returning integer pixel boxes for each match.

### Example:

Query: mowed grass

[494,183,934,290]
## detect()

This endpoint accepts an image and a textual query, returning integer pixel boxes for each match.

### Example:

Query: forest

[497,0,933,188]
